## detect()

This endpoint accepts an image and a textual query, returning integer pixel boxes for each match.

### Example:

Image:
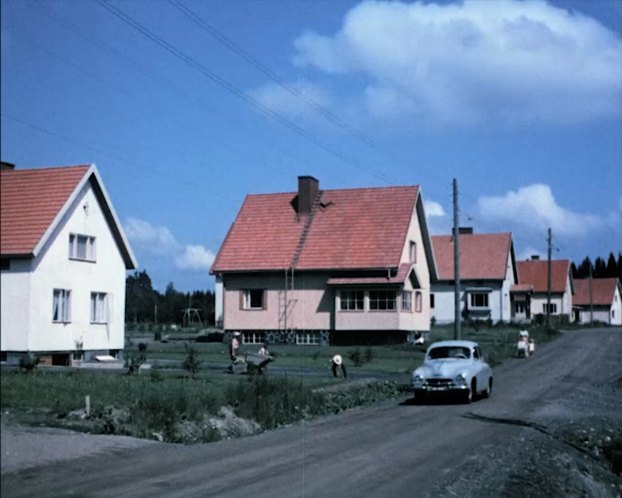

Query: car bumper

[413,385,469,395]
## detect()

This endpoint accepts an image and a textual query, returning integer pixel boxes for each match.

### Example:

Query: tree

[125,270,157,324]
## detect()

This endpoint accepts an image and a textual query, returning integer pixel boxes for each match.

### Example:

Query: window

[515,303,526,314]
[430,293,435,309]
[470,292,489,308]
[242,289,265,310]
[53,289,71,322]
[402,291,412,311]
[341,290,364,311]
[415,291,423,312]
[296,331,321,345]
[369,290,396,311]
[0,258,9,271]
[69,234,95,261]
[242,331,265,344]
[409,241,417,263]
[542,303,557,313]
[90,292,109,323]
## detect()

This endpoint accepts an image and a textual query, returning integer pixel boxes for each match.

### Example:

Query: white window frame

[470,292,489,308]
[415,291,423,313]
[242,289,265,310]
[69,233,96,262]
[340,290,364,311]
[53,289,71,323]
[542,303,558,314]
[401,291,412,312]
[369,290,397,311]
[296,331,321,345]
[90,292,110,324]
[242,331,265,344]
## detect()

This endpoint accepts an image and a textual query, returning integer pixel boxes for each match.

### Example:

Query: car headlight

[412,374,424,387]
[454,373,467,386]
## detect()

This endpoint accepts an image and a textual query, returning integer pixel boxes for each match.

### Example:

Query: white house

[211,176,438,345]
[0,162,137,365]
[430,230,518,324]
[573,277,622,326]
[515,257,574,324]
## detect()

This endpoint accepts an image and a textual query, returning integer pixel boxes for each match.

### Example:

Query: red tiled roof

[211,185,420,272]
[516,259,571,293]
[511,283,533,293]
[573,278,620,306]
[431,233,513,281]
[1,165,90,256]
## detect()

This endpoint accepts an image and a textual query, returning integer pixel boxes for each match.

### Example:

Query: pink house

[210,176,438,345]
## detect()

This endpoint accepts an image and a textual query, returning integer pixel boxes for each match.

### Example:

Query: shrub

[182,343,202,377]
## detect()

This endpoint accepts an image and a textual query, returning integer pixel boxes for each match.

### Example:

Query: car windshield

[428,346,471,360]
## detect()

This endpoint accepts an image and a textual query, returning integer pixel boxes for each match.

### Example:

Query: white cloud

[292,0,621,125]
[175,245,216,271]
[424,199,446,218]
[477,184,602,237]
[124,217,179,255]
[124,218,214,272]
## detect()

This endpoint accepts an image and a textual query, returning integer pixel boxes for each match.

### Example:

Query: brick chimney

[531,255,540,261]
[458,227,473,235]
[298,176,319,215]
[1,161,16,171]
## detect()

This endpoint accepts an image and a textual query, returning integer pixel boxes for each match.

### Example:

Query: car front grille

[426,378,452,388]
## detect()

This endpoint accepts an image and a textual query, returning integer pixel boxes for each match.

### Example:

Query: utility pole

[546,228,552,329]
[453,178,461,340]
[589,263,594,327]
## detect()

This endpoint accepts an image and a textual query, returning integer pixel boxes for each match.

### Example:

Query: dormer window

[69,233,95,262]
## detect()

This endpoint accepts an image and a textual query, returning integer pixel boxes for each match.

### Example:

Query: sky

[1,0,620,292]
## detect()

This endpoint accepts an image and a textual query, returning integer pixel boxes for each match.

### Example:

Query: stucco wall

[1,184,127,353]
[0,260,32,351]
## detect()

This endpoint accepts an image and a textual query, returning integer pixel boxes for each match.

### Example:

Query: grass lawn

[1,324,560,443]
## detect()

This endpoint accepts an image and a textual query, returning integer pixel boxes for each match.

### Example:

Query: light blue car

[412,340,493,403]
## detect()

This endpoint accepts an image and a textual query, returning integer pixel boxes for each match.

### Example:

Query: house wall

[613,286,622,326]
[576,286,622,326]
[431,281,506,324]
[222,272,332,331]
[0,259,33,351]
[2,184,128,354]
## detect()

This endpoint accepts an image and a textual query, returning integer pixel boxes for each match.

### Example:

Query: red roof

[431,233,513,281]
[573,278,620,306]
[211,185,420,272]
[1,165,90,256]
[516,259,571,293]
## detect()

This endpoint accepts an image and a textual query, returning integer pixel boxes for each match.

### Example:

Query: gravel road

[2,328,621,497]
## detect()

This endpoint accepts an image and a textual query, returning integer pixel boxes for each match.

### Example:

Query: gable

[0,164,136,269]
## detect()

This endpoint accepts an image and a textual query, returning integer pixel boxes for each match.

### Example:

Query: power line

[168,0,411,173]
[94,0,396,185]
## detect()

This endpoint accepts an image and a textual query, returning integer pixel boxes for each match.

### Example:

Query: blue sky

[2,0,620,292]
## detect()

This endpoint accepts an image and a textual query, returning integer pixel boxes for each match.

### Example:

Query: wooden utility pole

[546,228,552,329]
[453,179,461,340]
[589,263,594,327]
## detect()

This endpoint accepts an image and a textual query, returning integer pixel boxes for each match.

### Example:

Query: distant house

[430,230,518,324]
[210,176,438,345]
[572,278,622,326]
[0,163,137,365]
[515,257,574,323]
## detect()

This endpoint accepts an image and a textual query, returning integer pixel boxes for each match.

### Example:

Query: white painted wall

[1,183,128,353]
[0,259,32,351]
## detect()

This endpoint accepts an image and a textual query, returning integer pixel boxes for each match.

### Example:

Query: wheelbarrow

[230,353,273,374]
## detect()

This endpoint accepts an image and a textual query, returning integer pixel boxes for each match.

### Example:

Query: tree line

[125,270,215,327]
[571,252,622,281]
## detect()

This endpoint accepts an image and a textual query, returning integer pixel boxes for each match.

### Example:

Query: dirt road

[2,328,621,497]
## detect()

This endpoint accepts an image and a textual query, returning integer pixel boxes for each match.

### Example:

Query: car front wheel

[483,377,493,398]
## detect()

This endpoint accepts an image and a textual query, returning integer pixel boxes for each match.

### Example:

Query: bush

[182,343,202,377]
